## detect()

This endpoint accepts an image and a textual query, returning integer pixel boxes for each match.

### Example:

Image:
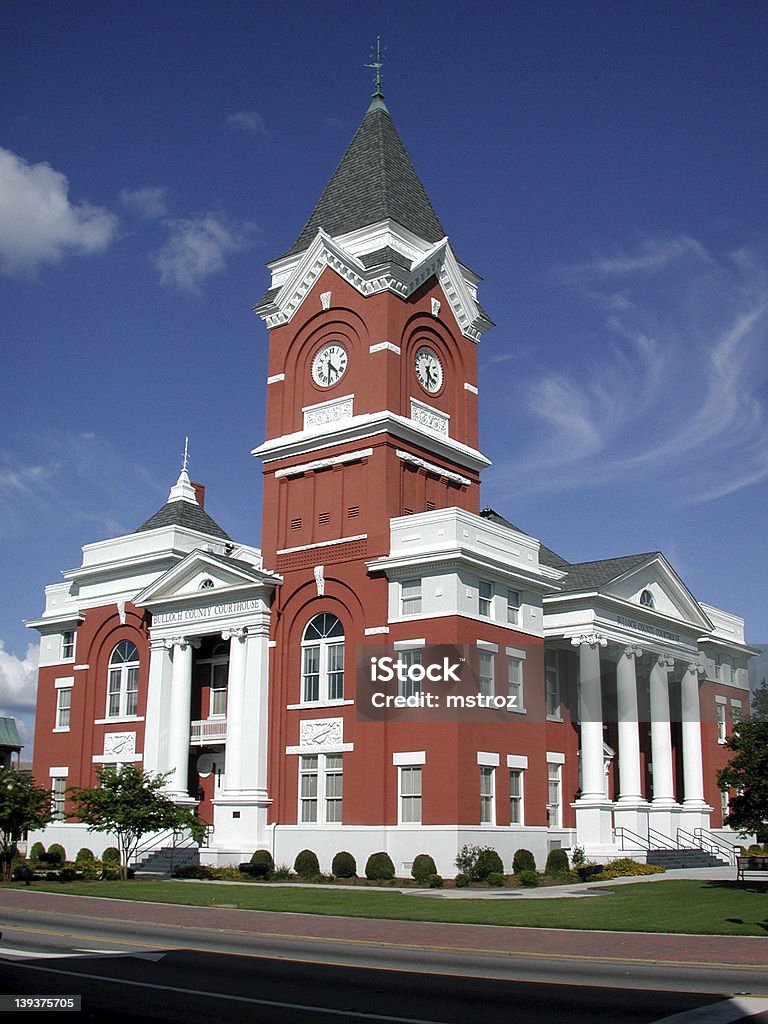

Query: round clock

[414,346,443,394]
[312,342,348,388]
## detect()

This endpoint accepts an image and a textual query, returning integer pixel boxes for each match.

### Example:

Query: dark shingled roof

[280,97,446,259]
[557,552,659,593]
[135,500,231,541]
[479,508,571,570]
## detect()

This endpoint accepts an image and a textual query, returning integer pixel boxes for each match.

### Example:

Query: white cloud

[153,213,256,292]
[490,236,768,504]
[226,110,268,137]
[0,147,118,275]
[119,185,168,220]
[0,641,38,714]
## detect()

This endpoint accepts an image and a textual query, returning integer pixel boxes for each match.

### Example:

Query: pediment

[134,549,277,608]
[603,554,712,632]
[256,227,492,342]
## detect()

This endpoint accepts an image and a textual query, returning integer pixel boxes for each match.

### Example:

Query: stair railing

[693,827,739,866]
[647,828,679,851]
[614,826,651,851]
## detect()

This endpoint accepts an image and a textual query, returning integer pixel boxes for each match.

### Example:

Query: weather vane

[365,36,385,96]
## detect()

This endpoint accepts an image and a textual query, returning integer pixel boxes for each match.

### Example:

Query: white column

[681,660,707,807]
[573,634,607,800]
[649,655,676,805]
[165,636,199,802]
[616,645,644,803]
[221,627,247,793]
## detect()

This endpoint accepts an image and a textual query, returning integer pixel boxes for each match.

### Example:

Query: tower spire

[365,36,385,100]
[167,437,199,504]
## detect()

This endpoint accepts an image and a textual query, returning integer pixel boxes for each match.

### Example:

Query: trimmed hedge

[365,851,395,880]
[332,851,357,878]
[75,848,95,863]
[411,853,437,883]
[454,872,470,888]
[517,869,539,887]
[102,847,121,863]
[29,842,45,862]
[545,848,570,877]
[294,849,320,878]
[512,848,536,875]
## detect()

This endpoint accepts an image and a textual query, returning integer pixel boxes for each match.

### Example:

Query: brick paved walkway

[0,888,765,968]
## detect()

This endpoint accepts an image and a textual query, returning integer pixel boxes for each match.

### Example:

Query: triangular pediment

[134,549,278,608]
[601,554,712,632]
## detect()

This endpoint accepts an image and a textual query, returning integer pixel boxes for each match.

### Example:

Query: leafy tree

[0,769,53,881]
[68,765,205,880]
[717,680,768,839]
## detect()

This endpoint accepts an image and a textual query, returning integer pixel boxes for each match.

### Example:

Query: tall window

[209,642,229,717]
[547,762,562,827]
[55,687,72,730]
[509,768,524,824]
[480,766,495,824]
[507,655,523,710]
[546,650,561,719]
[51,777,66,821]
[399,766,422,824]
[107,641,139,718]
[401,579,422,615]
[716,699,727,743]
[479,580,493,618]
[506,589,520,625]
[61,631,75,660]
[299,753,343,824]
[478,650,494,697]
[301,613,345,703]
[398,648,423,699]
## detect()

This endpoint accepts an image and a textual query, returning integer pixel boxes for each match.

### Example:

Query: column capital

[571,633,608,649]
[685,656,706,676]
[164,636,201,651]
[622,644,643,660]
[222,627,249,643]
[655,653,675,669]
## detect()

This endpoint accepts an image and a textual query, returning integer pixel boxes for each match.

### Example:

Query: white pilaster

[164,636,199,803]
[571,634,614,853]
[615,645,644,803]
[680,658,713,831]
[221,627,247,793]
[142,639,173,775]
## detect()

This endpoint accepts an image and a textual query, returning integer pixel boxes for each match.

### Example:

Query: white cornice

[252,409,491,474]
[255,225,491,343]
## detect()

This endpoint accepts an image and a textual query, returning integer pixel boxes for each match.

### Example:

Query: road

[0,890,766,1023]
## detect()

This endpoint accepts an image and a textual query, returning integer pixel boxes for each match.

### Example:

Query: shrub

[365,851,395,880]
[48,843,66,862]
[40,849,63,866]
[427,873,443,888]
[545,848,570,878]
[13,864,34,884]
[512,848,536,875]
[75,848,95,863]
[517,869,539,887]
[570,845,586,867]
[596,859,664,879]
[29,842,45,862]
[272,864,292,880]
[455,844,503,882]
[250,849,275,870]
[454,872,470,887]
[102,847,121,863]
[77,858,103,880]
[411,853,437,883]
[172,865,215,879]
[294,849,320,878]
[58,867,78,882]
[332,851,357,878]
[487,871,506,887]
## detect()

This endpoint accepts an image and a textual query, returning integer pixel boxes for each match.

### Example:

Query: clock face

[414,346,443,394]
[312,343,348,388]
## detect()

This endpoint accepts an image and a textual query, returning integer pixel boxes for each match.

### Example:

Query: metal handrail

[614,826,650,851]
[693,827,739,866]
[648,828,678,851]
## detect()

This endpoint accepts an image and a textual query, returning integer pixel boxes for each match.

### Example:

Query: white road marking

[651,997,768,1024]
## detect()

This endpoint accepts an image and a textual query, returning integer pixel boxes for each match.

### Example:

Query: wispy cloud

[153,213,257,292]
[489,235,768,505]
[119,185,168,220]
[0,147,118,275]
[226,110,268,137]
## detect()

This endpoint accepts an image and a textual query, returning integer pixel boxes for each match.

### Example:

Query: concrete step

[646,848,728,869]
[130,846,199,877]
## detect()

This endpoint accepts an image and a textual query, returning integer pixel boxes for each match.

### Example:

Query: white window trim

[478,647,495,698]
[301,615,345,704]
[508,765,525,826]
[547,760,563,828]
[479,765,496,826]
[54,686,72,732]
[506,589,521,625]
[477,751,500,767]
[106,644,140,720]
[715,696,727,744]
[400,578,422,616]
[297,752,344,827]
[478,579,494,618]
[546,650,562,721]
[506,649,526,714]
[393,639,426,650]
[393,750,426,766]
[398,764,423,825]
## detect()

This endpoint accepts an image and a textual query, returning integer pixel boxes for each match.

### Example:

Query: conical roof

[280,96,446,259]
[135,464,231,541]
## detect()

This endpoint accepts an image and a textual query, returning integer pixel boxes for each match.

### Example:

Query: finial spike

[364,36,385,97]
[182,436,189,473]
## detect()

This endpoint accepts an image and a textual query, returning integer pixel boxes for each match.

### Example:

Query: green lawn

[11,878,768,936]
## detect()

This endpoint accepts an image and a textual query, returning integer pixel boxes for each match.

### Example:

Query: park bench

[736,855,768,881]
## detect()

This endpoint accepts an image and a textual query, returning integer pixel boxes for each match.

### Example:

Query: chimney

[191,481,205,508]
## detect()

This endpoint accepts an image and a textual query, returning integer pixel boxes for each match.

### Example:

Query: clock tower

[253,84,495,833]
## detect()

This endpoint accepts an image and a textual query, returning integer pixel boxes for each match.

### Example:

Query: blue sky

[1,1,767,753]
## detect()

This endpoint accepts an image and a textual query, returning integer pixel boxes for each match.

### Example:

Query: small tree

[718,680,768,840]
[68,765,205,880]
[0,769,53,881]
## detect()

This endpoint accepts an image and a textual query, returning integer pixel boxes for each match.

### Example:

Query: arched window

[640,589,655,608]
[301,613,345,703]
[107,640,140,718]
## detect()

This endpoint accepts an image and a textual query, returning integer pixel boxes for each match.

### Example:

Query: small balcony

[190,718,227,745]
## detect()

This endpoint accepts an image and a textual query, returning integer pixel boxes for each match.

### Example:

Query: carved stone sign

[304,397,353,430]
[153,599,259,626]
[103,732,136,758]
[299,718,343,748]
[410,398,449,435]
